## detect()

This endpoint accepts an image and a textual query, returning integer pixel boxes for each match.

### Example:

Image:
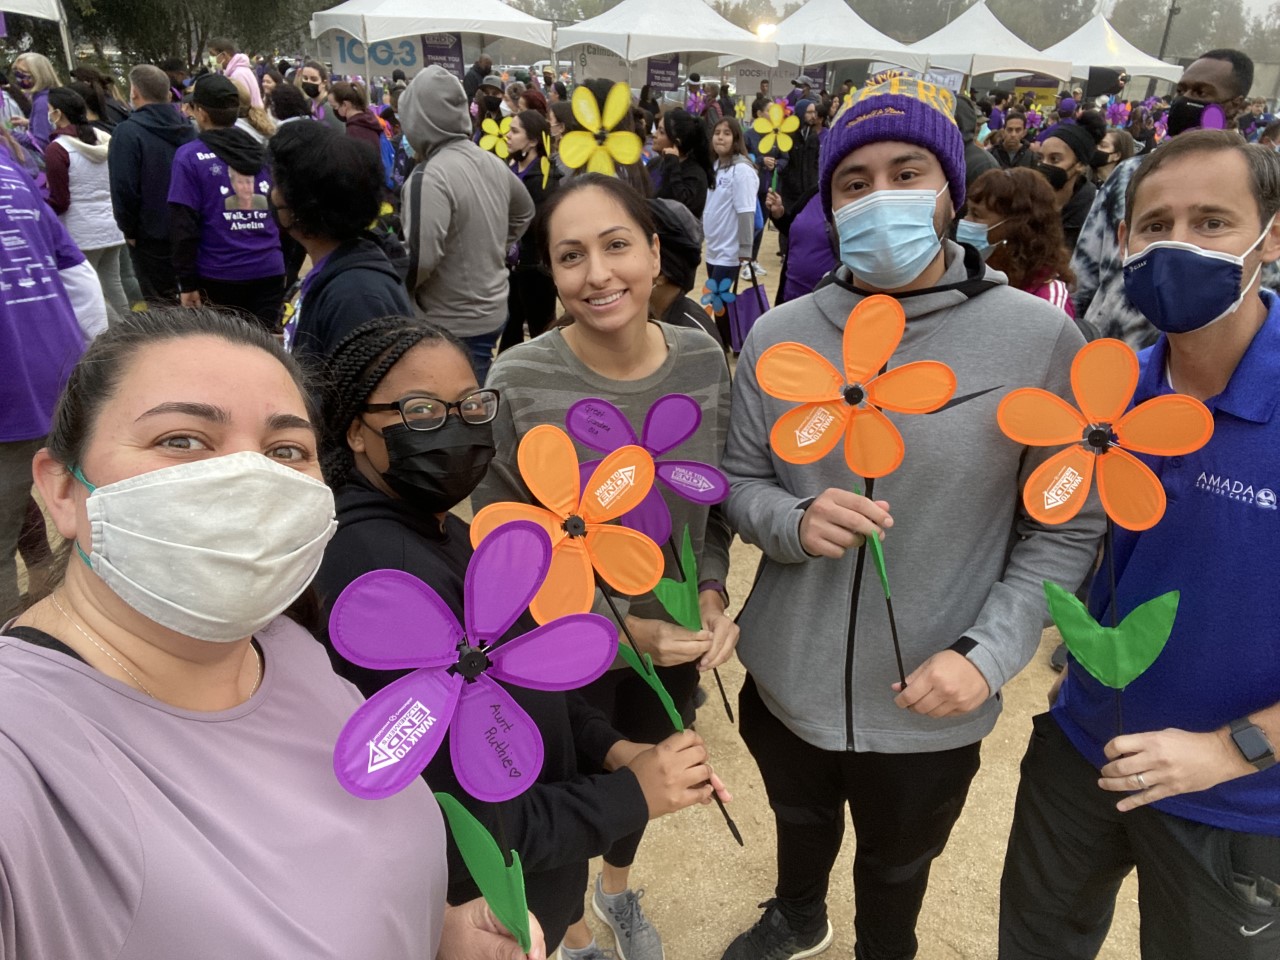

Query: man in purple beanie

[719,76,1103,960]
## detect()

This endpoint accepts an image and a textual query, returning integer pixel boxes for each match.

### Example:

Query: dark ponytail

[319,316,471,485]
[47,87,97,145]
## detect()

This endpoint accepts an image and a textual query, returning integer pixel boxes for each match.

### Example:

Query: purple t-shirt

[0,153,86,442]
[0,616,446,959]
[780,191,838,304]
[167,140,285,281]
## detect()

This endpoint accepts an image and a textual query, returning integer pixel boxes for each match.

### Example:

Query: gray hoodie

[399,65,534,338]
[723,242,1104,753]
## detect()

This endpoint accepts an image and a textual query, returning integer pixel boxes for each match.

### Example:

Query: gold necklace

[50,591,155,697]
[49,593,264,699]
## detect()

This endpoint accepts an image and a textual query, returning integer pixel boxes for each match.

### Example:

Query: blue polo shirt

[1054,289,1280,836]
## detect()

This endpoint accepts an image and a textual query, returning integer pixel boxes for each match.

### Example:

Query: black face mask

[1034,160,1070,192]
[1166,96,1226,137]
[379,417,495,514]
[301,81,321,99]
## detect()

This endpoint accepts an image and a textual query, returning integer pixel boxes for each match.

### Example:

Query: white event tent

[556,0,778,66]
[910,2,1072,82]
[731,0,928,73]
[310,0,553,47]
[1040,15,1182,83]
[3,0,74,67]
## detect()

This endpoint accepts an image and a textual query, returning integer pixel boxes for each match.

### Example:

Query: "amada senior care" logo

[1044,465,1086,510]
[795,406,837,448]
[593,466,637,510]
[1195,471,1277,510]
[367,698,437,773]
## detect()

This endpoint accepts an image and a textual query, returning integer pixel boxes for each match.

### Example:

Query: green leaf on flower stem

[852,484,891,598]
[652,525,701,633]
[1044,581,1179,690]
[434,792,531,954]
[617,643,685,732]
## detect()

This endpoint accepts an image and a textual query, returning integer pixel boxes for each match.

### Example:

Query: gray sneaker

[591,876,664,960]
[558,945,617,960]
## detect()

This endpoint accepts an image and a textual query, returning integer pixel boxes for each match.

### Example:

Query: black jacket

[107,103,194,242]
[313,476,650,949]
[993,143,1035,169]
[652,154,710,219]
[1061,176,1097,253]
[291,236,413,368]
[776,125,820,207]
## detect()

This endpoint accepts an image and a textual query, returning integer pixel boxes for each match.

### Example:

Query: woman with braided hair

[311,315,721,956]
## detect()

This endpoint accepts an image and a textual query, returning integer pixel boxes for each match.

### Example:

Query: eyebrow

[136,402,312,433]
[1136,203,1238,223]
[838,151,931,176]
[554,225,631,249]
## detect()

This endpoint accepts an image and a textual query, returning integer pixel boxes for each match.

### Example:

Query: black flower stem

[1107,517,1124,736]
[496,802,514,868]
[666,534,734,724]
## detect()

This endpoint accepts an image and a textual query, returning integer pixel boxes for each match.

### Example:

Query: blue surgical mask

[956,218,1006,259]
[1122,219,1274,334]
[833,186,947,290]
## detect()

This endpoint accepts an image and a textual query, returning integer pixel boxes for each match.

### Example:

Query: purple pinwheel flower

[1106,100,1130,127]
[329,520,618,802]
[565,394,729,546]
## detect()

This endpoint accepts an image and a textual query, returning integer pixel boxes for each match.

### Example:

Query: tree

[987,0,1092,49]
[710,0,782,32]
[1110,0,1247,59]
[849,0,976,44]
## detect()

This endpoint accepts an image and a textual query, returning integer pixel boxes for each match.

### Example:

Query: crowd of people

[1,34,1278,960]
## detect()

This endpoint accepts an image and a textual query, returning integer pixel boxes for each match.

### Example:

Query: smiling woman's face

[545,186,660,336]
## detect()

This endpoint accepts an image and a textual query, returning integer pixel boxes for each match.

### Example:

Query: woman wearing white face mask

[963,167,1079,321]
[0,307,544,960]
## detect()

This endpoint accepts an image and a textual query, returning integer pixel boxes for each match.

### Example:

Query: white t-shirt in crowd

[702,156,758,267]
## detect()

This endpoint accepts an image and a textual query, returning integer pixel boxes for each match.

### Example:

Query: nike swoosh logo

[1241,921,1274,937]
[929,385,1003,414]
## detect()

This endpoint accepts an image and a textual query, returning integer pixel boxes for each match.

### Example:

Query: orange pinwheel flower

[755,295,957,477]
[471,424,665,624]
[997,338,1213,531]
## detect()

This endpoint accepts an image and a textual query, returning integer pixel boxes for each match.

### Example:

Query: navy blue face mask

[1122,219,1274,334]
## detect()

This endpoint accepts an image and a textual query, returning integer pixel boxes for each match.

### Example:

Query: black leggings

[500,266,558,353]
[740,674,981,960]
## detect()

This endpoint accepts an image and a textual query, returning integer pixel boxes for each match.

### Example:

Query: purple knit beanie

[819,76,966,217]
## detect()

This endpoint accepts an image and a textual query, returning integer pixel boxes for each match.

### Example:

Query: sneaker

[739,263,754,283]
[557,945,617,960]
[721,900,832,960]
[1050,643,1067,673]
[752,261,768,276]
[592,876,664,960]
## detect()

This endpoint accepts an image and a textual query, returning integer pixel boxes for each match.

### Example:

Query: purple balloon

[565,394,728,547]
[328,520,619,801]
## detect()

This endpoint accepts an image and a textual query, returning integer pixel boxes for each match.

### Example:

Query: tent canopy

[751,0,928,73]
[2,0,61,18]
[1040,16,1182,83]
[910,2,1072,82]
[556,0,777,66]
[310,0,553,47]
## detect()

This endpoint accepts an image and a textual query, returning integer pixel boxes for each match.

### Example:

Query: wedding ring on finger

[1133,772,1147,790]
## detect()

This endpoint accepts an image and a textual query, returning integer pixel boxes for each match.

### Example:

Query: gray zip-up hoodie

[723,242,1105,753]
[399,65,534,338]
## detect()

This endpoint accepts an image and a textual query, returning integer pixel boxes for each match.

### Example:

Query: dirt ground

[569,227,1141,959]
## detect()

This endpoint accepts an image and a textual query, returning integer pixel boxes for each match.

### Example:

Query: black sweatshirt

[313,475,650,948]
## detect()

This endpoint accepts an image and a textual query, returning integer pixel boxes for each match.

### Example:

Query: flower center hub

[455,644,490,681]
[842,384,866,407]
[563,515,587,538]
[594,129,608,145]
[1084,425,1113,451]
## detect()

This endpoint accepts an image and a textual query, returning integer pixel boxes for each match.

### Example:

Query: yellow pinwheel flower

[559,82,642,176]
[480,116,512,159]
[734,100,746,119]
[541,131,552,189]
[752,101,800,155]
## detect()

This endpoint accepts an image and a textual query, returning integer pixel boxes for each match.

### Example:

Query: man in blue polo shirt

[999,129,1280,959]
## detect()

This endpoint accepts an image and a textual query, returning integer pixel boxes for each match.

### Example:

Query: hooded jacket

[45,129,124,251]
[722,241,1104,753]
[289,236,413,367]
[222,53,262,108]
[313,475,649,949]
[109,102,196,242]
[343,109,384,151]
[398,65,534,338]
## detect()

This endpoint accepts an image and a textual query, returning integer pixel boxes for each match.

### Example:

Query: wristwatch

[1229,718,1277,771]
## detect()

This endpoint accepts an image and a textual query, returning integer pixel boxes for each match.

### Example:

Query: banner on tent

[571,44,644,83]
[647,54,680,92]
[324,32,463,79]
[732,62,828,96]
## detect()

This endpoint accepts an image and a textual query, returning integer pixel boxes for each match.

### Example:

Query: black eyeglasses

[363,390,500,431]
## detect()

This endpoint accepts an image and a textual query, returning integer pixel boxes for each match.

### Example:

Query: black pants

[577,661,699,869]
[999,712,1280,959]
[197,274,286,332]
[129,239,179,302]
[740,674,981,960]
[500,266,558,353]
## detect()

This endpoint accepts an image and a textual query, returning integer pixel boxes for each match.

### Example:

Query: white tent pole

[55,0,73,70]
